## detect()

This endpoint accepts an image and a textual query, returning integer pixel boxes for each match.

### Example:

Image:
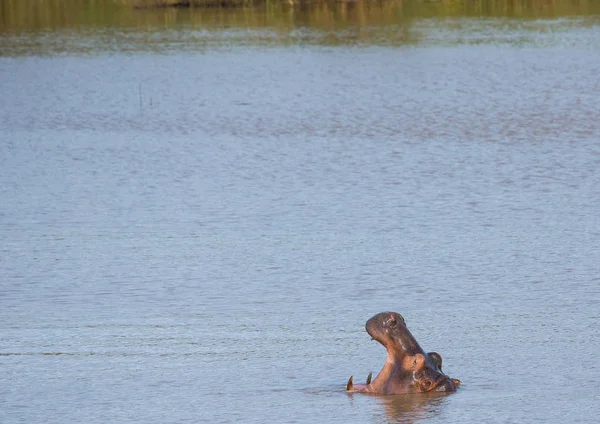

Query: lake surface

[1,2,600,423]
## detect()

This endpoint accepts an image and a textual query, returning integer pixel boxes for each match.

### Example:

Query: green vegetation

[0,0,598,33]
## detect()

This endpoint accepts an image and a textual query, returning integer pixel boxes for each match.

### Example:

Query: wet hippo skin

[347,312,460,395]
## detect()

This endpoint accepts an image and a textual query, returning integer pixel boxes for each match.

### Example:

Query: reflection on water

[1,0,599,55]
[378,392,451,422]
[346,391,451,423]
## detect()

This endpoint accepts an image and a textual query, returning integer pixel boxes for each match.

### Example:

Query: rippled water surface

[1,2,600,423]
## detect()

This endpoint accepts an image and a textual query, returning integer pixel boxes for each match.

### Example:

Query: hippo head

[348,312,460,395]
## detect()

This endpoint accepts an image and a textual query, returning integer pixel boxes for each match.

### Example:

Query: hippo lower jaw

[346,374,371,392]
[346,374,460,394]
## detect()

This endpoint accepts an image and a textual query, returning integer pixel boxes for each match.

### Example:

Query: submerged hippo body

[347,312,460,395]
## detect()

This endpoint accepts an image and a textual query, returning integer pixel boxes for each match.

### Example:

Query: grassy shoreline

[130,0,600,10]
[1,0,598,34]
[132,0,257,8]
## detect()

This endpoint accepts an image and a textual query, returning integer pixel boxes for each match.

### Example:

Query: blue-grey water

[1,15,600,424]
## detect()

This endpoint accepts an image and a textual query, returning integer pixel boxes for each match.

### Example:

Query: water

[1,3,600,423]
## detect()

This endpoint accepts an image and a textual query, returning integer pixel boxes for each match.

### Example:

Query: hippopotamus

[346,312,460,395]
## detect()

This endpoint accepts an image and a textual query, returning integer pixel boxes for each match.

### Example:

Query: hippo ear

[428,352,443,371]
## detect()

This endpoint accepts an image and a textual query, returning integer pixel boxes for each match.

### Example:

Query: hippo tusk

[346,376,354,391]
[366,372,372,385]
